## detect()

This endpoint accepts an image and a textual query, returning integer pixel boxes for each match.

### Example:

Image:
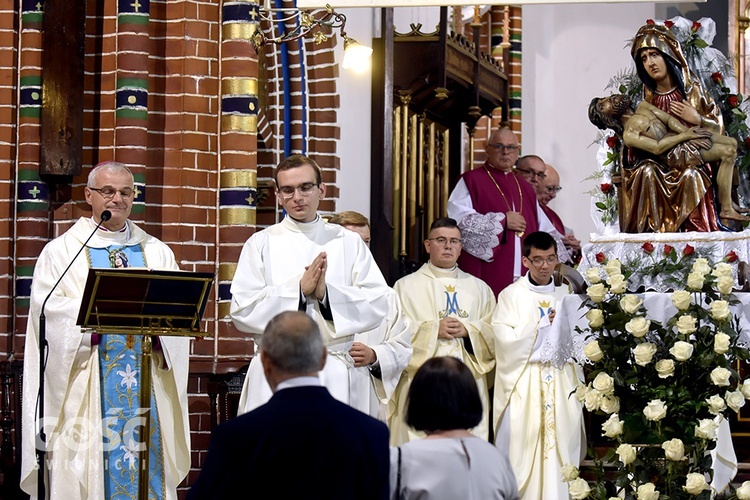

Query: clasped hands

[300,252,328,300]
[438,317,469,340]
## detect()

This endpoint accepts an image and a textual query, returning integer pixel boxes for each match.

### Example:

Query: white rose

[655,359,675,379]
[741,379,750,399]
[607,273,627,294]
[587,283,608,303]
[717,275,734,295]
[725,390,746,412]
[670,341,694,362]
[736,481,750,500]
[706,394,726,415]
[586,309,605,329]
[601,413,623,438]
[620,294,643,314]
[710,300,730,321]
[675,314,697,335]
[692,258,711,275]
[585,267,602,284]
[616,443,636,465]
[625,317,650,338]
[568,477,591,500]
[695,418,719,440]
[561,464,579,482]
[636,483,659,500]
[633,342,657,366]
[604,259,621,276]
[714,333,731,354]
[592,372,615,395]
[643,399,667,421]
[687,271,705,290]
[584,340,604,362]
[574,384,588,402]
[662,438,685,461]
[599,394,620,414]
[683,473,709,495]
[710,366,732,387]
[712,262,733,278]
[584,387,601,411]
[670,290,691,310]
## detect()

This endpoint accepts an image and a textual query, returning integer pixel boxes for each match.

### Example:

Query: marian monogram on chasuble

[86,244,166,500]
[438,284,469,318]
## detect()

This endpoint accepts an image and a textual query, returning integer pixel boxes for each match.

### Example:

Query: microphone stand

[36,211,111,500]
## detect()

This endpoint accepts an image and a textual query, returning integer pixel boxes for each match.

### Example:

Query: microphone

[35,210,112,500]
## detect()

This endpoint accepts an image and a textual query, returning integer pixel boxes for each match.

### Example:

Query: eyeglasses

[277,182,320,199]
[429,237,463,247]
[528,256,558,266]
[546,185,563,193]
[515,168,546,180]
[89,186,135,199]
[488,143,519,153]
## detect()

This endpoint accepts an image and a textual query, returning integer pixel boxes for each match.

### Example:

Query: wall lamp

[251,4,373,72]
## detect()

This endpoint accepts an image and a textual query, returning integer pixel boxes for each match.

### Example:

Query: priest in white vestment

[492,231,585,500]
[328,211,412,420]
[231,156,391,414]
[21,162,190,500]
[390,217,496,445]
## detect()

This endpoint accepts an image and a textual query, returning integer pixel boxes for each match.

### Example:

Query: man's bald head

[540,164,561,205]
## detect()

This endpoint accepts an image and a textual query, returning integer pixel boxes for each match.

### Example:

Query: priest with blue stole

[21,162,190,499]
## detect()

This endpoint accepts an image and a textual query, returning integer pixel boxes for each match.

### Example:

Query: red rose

[692,20,701,31]
[712,72,723,84]
[683,244,695,256]
[728,95,739,108]
[646,19,655,25]
[744,137,750,149]
[726,250,739,263]
[642,242,654,254]
[605,135,618,149]
[664,20,674,28]
[595,252,606,263]
[600,183,612,194]
[663,244,673,255]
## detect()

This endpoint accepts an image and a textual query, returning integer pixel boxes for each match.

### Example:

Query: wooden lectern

[77,268,213,500]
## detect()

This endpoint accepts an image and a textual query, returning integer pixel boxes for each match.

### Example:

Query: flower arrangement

[566,254,750,499]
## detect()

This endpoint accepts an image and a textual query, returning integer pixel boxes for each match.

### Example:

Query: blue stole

[88,244,166,499]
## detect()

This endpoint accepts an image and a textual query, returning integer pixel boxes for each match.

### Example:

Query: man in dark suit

[187,311,390,499]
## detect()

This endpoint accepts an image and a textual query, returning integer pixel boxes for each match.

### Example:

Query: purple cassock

[456,163,540,296]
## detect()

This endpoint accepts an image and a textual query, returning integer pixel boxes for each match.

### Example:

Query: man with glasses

[538,165,581,262]
[448,127,567,297]
[389,218,495,444]
[491,232,585,500]
[21,162,191,499]
[514,155,547,195]
[231,155,391,415]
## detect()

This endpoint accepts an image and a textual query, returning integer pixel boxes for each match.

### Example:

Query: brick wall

[470,6,521,171]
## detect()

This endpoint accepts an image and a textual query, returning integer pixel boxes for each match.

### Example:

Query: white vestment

[492,274,585,500]
[231,215,390,413]
[390,263,496,445]
[21,218,190,500]
[349,289,412,420]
